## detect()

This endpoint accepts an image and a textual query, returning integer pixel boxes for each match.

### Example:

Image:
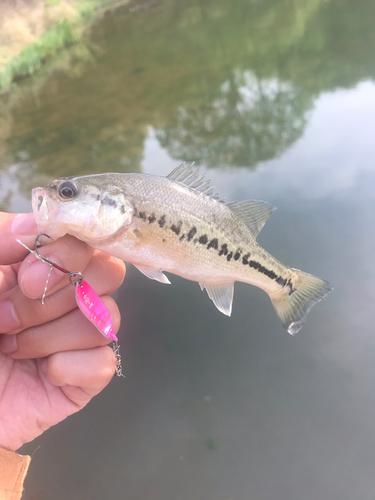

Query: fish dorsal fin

[200,282,234,316]
[133,264,171,284]
[226,200,276,239]
[167,163,223,201]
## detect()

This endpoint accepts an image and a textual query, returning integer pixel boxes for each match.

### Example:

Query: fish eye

[58,181,79,200]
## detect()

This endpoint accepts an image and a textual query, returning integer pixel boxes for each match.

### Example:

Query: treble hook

[34,233,84,286]
[34,233,55,266]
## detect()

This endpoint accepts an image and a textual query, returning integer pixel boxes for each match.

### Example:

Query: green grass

[44,0,62,6]
[0,20,78,92]
[0,0,126,93]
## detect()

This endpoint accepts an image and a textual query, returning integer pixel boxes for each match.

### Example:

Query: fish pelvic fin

[270,269,333,335]
[200,282,234,316]
[133,264,171,284]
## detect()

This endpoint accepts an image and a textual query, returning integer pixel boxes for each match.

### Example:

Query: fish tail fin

[270,269,333,335]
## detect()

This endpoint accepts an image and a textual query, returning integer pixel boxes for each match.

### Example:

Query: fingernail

[21,258,64,299]
[0,334,17,354]
[0,301,21,333]
[11,213,38,236]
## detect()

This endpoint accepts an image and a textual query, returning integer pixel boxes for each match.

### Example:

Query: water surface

[1,1,375,499]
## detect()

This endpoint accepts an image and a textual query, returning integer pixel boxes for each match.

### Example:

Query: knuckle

[45,353,64,385]
[95,253,126,290]
[25,324,44,351]
[99,347,117,381]
[20,299,50,327]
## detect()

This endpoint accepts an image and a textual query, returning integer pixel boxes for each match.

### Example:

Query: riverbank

[0,0,128,93]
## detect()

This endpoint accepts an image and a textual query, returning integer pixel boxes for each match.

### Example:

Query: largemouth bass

[32,164,332,334]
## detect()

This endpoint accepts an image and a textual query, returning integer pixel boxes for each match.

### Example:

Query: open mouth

[31,187,66,239]
[32,187,49,222]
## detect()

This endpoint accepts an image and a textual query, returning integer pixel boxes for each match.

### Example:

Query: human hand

[0,212,125,451]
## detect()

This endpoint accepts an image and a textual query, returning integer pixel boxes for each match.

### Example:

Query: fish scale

[125,175,286,289]
[32,164,333,334]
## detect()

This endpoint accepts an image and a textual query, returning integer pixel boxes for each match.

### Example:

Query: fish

[31,164,333,334]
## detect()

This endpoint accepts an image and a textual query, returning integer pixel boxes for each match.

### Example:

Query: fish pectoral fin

[226,200,276,239]
[200,282,234,316]
[133,264,171,284]
[126,228,140,243]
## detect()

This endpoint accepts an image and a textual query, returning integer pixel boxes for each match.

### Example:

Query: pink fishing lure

[75,280,117,341]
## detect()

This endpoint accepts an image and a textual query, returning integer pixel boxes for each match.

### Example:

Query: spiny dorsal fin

[167,163,223,202]
[226,200,276,239]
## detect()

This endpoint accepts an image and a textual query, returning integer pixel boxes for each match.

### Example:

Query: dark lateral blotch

[207,238,218,250]
[187,227,197,241]
[276,276,287,287]
[275,275,295,294]
[199,235,208,245]
[158,215,166,227]
[249,260,278,280]
[242,253,250,265]
[287,279,295,295]
[171,222,183,235]
[219,244,228,256]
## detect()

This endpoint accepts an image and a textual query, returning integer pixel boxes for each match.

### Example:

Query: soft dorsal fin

[226,200,276,239]
[167,163,223,201]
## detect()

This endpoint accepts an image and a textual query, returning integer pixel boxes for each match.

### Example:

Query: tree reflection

[0,0,375,208]
[157,72,312,167]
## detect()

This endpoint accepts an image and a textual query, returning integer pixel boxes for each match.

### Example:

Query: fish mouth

[32,187,48,224]
[31,187,61,238]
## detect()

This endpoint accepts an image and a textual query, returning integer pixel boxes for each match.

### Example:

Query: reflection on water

[156,74,311,167]
[1,0,375,499]
[1,0,375,208]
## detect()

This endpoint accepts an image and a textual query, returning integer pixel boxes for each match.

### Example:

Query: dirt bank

[0,0,128,92]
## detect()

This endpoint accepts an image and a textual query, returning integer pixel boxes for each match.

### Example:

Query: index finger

[0,213,39,265]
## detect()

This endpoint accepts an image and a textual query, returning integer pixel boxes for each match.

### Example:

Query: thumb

[0,213,39,265]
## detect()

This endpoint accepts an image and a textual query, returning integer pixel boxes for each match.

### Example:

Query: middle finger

[1,295,121,359]
[0,251,125,335]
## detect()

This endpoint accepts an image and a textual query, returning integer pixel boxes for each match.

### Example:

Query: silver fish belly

[32,164,333,334]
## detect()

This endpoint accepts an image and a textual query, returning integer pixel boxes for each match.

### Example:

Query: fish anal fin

[133,264,171,284]
[167,163,223,202]
[226,200,276,239]
[200,282,234,316]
